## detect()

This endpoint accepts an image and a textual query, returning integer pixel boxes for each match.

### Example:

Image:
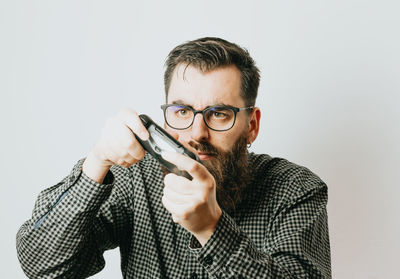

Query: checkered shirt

[17,153,331,278]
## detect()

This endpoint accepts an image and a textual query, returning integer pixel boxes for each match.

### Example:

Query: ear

[248,108,261,144]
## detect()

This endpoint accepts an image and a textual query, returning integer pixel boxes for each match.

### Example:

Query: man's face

[166,63,250,158]
[165,63,260,210]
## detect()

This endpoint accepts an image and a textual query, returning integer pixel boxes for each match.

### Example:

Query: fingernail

[141,132,149,140]
[161,151,171,160]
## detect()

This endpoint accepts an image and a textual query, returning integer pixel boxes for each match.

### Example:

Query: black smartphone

[135,114,201,180]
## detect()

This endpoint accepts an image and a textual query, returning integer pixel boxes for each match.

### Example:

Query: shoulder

[248,153,327,204]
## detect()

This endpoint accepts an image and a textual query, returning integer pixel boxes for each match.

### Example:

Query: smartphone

[135,114,201,180]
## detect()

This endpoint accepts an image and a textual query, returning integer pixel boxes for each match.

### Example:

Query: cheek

[165,126,179,138]
[209,132,239,152]
[165,126,191,145]
[216,123,250,151]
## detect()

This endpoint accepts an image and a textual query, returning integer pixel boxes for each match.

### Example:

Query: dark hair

[164,37,260,107]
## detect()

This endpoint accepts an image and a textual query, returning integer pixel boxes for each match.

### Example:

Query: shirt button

[190,272,198,279]
[203,255,213,267]
[69,175,75,183]
[46,204,52,210]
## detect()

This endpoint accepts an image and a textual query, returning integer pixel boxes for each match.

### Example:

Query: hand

[83,108,149,183]
[161,151,222,246]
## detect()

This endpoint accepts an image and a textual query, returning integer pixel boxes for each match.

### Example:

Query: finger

[164,173,194,195]
[161,194,176,215]
[163,184,193,205]
[118,109,149,141]
[113,124,146,160]
[163,187,189,204]
[171,214,179,223]
[106,137,140,164]
[117,159,134,168]
[161,151,209,181]
[161,195,192,221]
[125,139,146,161]
[107,148,136,167]
[120,152,140,166]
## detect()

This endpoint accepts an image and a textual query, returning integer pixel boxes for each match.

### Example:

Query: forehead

[167,64,244,108]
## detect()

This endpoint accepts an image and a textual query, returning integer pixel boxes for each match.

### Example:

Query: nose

[190,113,210,142]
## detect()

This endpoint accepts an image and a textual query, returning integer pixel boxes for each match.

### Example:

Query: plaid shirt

[17,153,331,278]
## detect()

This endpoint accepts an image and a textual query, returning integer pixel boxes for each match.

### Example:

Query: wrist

[193,207,222,246]
[82,150,112,184]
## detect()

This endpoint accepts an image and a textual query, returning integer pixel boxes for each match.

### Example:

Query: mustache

[188,140,220,155]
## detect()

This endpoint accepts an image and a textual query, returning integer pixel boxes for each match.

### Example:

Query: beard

[162,133,251,213]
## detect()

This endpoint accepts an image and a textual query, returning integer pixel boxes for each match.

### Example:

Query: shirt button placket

[203,255,213,267]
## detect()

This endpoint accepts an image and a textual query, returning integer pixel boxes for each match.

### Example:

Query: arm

[189,184,331,278]
[161,151,330,278]
[16,160,133,278]
[17,108,149,278]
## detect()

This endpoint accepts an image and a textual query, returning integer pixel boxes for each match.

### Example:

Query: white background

[1,1,399,278]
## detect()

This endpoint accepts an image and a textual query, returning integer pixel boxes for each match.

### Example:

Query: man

[17,37,331,278]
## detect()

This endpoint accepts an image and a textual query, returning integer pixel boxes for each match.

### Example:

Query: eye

[212,111,228,118]
[207,107,233,120]
[174,107,191,118]
[177,108,188,115]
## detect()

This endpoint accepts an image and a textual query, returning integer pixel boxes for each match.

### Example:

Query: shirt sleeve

[16,159,133,278]
[188,179,331,279]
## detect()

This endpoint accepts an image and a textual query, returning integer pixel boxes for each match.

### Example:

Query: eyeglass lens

[165,105,235,131]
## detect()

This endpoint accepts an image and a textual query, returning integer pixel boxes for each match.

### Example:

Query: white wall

[1,1,399,278]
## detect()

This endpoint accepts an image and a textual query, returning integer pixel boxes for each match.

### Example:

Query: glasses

[161,104,254,131]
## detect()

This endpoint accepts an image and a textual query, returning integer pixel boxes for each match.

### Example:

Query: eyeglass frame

[160,104,254,132]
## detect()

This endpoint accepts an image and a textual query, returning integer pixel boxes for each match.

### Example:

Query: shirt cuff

[68,165,115,210]
[188,210,246,275]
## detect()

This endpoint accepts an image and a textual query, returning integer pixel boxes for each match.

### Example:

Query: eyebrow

[171,100,191,107]
[170,100,231,109]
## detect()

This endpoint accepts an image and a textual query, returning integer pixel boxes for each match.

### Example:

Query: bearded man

[17,37,331,278]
